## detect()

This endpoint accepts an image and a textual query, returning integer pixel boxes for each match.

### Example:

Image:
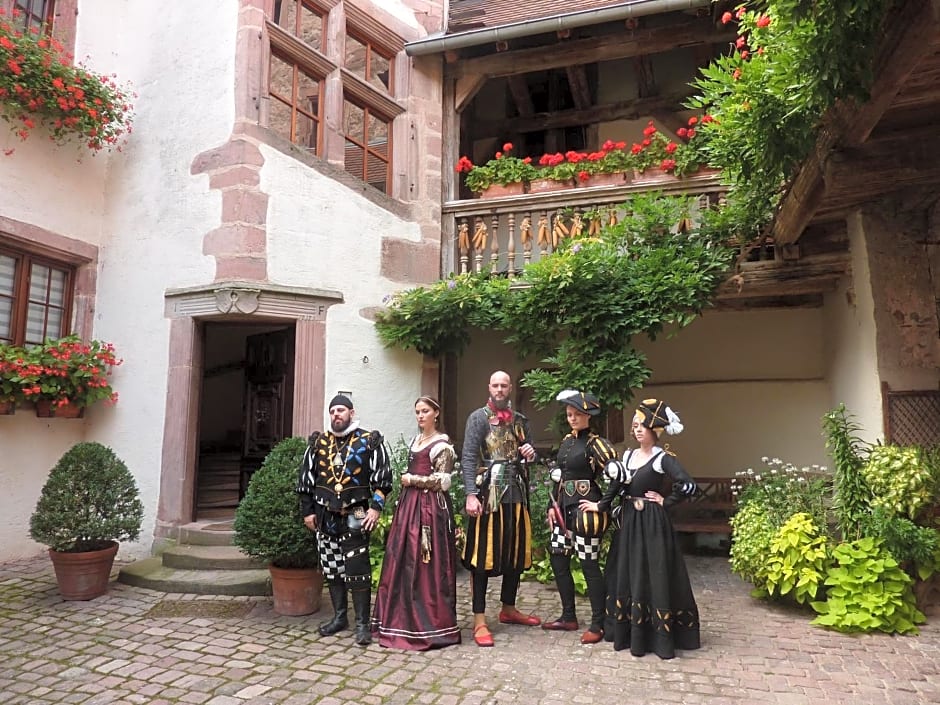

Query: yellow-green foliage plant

[862,444,940,522]
[761,512,829,605]
[812,536,925,634]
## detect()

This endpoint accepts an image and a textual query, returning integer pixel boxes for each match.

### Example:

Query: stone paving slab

[1,554,938,704]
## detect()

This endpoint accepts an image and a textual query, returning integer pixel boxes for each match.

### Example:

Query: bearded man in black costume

[297,394,391,647]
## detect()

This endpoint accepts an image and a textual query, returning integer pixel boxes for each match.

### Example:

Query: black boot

[352,589,372,646]
[318,582,349,636]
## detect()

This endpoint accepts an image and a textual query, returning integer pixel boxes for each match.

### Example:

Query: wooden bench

[666,476,736,536]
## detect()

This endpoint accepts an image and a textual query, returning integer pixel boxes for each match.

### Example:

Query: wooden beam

[472,91,692,137]
[445,20,732,80]
[507,75,535,117]
[455,72,487,113]
[716,253,850,300]
[769,0,940,246]
[825,125,940,201]
[566,65,592,110]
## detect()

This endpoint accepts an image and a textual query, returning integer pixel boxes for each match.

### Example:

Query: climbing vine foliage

[375,193,733,410]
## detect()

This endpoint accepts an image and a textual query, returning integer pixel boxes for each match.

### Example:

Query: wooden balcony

[441,171,727,278]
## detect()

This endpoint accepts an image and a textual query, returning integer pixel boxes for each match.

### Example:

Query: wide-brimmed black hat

[634,398,683,435]
[556,389,601,416]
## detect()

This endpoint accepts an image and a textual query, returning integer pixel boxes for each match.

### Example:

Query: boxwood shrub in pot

[233,436,322,615]
[29,441,143,600]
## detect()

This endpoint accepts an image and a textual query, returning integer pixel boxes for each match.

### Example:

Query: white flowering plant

[732,456,831,529]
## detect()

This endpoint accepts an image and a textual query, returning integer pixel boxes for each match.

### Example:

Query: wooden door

[241,328,295,495]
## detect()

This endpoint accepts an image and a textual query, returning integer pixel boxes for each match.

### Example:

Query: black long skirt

[605,501,701,659]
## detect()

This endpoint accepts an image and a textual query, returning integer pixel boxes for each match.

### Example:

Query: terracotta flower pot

[35,399,85,418]
[49,541,119,600]
[578,171,629,188]
[0,400,14,415]
[633,166,677,183]
[269,565,324,616]
[528,177,573,194]
[478,182,526,198]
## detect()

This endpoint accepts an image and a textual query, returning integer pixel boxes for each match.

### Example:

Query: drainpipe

[406,0,713,56]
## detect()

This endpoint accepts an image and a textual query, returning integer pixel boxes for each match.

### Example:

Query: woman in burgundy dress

[371,396,461,650]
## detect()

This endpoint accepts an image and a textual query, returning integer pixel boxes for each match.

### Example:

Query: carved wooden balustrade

[441,173,727,277]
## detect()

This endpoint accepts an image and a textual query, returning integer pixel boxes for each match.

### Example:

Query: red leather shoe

[580,629,603,644]
[498,609,541,626]
[541,618,579,631]
[473,624,494,647]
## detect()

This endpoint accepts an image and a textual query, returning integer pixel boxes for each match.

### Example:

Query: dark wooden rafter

[445,20,733,80]
[769,0,940,247]
[633,54,655,98]
[472,91,692,136]
[507,75,535,116]
[565,65,592,109]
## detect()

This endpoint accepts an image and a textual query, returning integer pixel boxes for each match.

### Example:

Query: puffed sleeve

[597,448,632,513]
[368,432,393,512]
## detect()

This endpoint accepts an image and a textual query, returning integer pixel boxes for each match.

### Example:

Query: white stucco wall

[263,147,426,445]
[454,307,832,477]
[822,212,883,444]
[0,0,237,561]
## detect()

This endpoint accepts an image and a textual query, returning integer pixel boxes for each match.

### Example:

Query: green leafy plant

[377,193,733,411]
[823,404,872,540]
[862,444,940,522]
[760,512,829,604]
[456,143,537,192]
[685,1,890,242]
[29,441,143,552]
[729,500,775,586]
[0,8,134,152]
[233,437,319,570]
[860,507,940,580]
[811,536,925,634]
[375,273,509,358]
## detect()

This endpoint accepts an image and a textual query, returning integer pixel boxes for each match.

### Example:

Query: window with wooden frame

[342,96,390,193]
[0,242,73,347]
[344,30,392,94]
[9,0,55,33]
[272,0,324,51]
[264,1,405,194]
[268,47,325,154]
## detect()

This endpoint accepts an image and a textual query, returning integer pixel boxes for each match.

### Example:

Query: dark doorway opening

[195,321,296,519]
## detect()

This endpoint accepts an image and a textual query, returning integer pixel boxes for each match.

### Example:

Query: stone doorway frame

[157,280,342,540]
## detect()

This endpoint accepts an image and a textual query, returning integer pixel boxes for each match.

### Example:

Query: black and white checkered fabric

[549,525,601,560]
[317,534,346,581]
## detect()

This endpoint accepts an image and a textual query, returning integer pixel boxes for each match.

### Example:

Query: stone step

[117,557,272,596]
[174,522,237,546]
[160,543,263,571]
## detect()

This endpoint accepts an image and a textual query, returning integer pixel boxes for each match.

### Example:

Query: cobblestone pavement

[1,554,939,705]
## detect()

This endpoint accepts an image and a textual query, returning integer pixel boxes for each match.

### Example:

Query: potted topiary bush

[29,441,144,600]
[233,436,322,616]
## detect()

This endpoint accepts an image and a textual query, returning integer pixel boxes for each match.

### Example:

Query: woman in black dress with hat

[585,398,701,659]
